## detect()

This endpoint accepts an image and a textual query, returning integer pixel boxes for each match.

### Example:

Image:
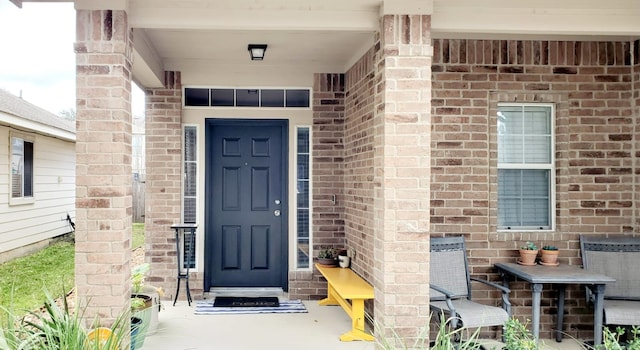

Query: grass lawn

[0,224,145,315]
[0,241,74,314]
[133,222,144,249]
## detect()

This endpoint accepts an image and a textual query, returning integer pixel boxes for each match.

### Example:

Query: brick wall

[371,14,433,344]
[75,9,133,324]
[144,72,202,300]
[634,40,640,232]
[431,39,638,339]
[293,73,346,300]
[344,48,376,279]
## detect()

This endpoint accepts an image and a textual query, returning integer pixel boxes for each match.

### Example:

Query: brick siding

[74,9,133,324]
[143,72,203,300]
[431,38,639,340]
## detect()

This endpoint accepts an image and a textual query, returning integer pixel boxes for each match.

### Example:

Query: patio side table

[171,223,198,306]
[495,262,615,345]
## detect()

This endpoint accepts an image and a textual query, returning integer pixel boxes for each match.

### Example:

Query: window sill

[9,197,35,206]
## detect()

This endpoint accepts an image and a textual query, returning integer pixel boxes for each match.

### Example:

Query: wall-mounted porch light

[248,44,268,61]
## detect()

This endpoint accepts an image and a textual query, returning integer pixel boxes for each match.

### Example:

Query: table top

[495,262,616,284]
[315,264,374,299]
[171,223,198,230]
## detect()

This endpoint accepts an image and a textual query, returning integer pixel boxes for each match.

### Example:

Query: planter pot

[540,250,559,265]
[338,255,350,268]
[131,294,152,349]
[137,286,160,335]
[317,258,338,267]
[130,316,143,350]
[518,249,539,266]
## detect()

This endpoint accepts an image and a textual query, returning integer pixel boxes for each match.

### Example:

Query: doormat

[214,296,279,308]
[195,299,308,315]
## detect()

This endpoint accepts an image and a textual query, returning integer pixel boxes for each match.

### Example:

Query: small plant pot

[540,250,559,265]
[130,316,143,350]
[338,255,350,268]
[317,258,338,267]
[518,249,539,266]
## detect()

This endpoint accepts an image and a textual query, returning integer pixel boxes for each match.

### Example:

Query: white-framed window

[296,126,311,269]
[10,133,35,204]
[497,104,554,230]
[182,125,197,269]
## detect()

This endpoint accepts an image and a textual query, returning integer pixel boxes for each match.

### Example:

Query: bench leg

[340,299,373,342]
[317,282,374,342]
[318,283,339,306]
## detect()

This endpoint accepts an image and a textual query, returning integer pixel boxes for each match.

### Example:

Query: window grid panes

[10,136,33,199]
[497,104,553,230]
[185,87,310,108]
[183,126,197,268]
[296,127,311,269]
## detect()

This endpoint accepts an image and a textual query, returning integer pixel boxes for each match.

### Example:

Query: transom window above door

[184,87,310,108]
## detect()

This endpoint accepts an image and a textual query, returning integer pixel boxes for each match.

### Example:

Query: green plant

[131,263,150,294]
[5,290,130,350]
[542,245,558,251]
[317,247,338,259]
[520,241,538,250]
[503,317,538,350]
[596,326,640,350]
[375,313,482,350]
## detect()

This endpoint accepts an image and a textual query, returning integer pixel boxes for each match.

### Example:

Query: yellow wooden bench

[315,263,374,341]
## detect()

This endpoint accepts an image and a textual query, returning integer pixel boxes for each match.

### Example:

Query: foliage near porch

[0,224,145,315]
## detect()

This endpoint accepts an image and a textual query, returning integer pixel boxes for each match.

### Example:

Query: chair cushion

[430,299,509,328]
[604,300,640,326]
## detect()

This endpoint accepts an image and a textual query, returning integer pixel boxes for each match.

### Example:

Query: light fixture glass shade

[248,44,267,60]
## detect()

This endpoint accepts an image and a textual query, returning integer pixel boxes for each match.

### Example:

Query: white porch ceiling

[18,0,640,88]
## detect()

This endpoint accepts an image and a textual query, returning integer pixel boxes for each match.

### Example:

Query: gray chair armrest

[470,277,510,294]
[470,277,512,316]
[430,283,456,299]
[430,283,460,319]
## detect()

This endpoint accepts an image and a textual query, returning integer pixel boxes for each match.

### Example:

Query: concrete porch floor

[140,298,586,350]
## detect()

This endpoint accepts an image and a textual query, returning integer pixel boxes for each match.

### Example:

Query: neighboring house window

[296,127,311,269]
[497,104,554,230]
[10,134,34,202]
[182,126,197,269]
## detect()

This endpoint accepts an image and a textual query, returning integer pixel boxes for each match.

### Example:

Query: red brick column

[75,9,133,323]
[144,72,192,299]
[372,14,433,343]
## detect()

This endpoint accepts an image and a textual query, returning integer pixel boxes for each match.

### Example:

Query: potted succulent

[316,247,339,266]
[540,245,559,265]
[518,241,539,266]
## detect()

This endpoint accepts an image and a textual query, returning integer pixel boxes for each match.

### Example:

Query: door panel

[205,120,288,291]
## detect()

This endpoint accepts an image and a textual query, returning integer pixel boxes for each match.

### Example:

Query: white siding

[0,126,76,254]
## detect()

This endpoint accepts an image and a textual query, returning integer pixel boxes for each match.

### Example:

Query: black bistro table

[495,262,615,345]
[171,223,197,306]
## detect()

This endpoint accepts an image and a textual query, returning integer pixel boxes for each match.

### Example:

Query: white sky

[0,2,144,117]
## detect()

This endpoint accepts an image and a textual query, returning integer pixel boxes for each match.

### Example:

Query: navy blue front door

[204,120,288,291]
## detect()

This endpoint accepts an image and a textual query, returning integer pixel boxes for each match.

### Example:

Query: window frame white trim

[9,131,35,206]
[295,125,313,270]
[181,124,199,272]
[496,102,556,232]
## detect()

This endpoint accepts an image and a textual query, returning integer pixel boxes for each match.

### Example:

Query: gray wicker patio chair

[580,235,640,326]
[430,236,511,334]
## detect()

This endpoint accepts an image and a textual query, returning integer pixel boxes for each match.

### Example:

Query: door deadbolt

[274,210,281,217]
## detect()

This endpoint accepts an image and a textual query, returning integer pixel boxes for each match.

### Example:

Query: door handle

[274,210,281,217]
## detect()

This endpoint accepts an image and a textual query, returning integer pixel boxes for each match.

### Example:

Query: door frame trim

[203,118,289,292]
